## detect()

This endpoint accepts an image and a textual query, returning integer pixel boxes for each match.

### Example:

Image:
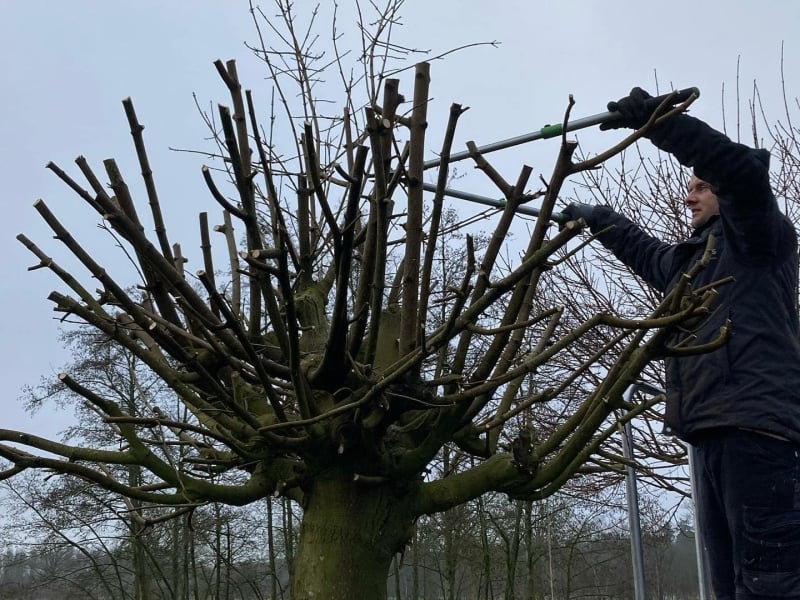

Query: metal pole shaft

[688,443,712,600]
[621,383,711,600]
[622,384,647,600]
[422,111,613,171]
[420,181,543,217]
[423,87,699,171]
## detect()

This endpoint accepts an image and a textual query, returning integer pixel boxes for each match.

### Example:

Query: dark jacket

[583,114,800,443]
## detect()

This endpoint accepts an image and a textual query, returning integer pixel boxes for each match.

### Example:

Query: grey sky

[2,1,799,435]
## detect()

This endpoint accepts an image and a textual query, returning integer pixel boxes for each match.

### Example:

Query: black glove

[599,87,654,131]
[558,203,595,229]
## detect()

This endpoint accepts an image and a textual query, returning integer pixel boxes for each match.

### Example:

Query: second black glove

[559,203,596,229]
[599,87,655,131]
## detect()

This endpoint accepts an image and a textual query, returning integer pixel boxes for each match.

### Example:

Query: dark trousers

[694,428,800,599]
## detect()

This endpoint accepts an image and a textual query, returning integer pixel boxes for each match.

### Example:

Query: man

[562,88,800,599]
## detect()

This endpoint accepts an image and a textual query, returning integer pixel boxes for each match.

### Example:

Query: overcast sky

[2,1,799,435]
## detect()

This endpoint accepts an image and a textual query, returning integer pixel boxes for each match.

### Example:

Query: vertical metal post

[621,384,647,600]
[687,443,712,600]
[622,419,647,600]
[622,383,710,600]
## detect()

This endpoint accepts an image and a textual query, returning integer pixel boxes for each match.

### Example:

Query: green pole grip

[539,123,563,139]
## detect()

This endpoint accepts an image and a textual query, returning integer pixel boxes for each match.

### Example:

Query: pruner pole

[420,180,566,223]
[422,87,699,171]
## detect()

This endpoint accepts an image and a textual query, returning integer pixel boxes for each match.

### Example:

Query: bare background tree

[1,2,797,598]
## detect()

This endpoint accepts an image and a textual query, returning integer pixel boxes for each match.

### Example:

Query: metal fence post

[687,443,712,600]
[621,384,649,600]
[621,383,710,600]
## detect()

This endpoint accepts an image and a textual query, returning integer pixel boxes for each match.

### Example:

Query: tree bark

[290,474,416,599]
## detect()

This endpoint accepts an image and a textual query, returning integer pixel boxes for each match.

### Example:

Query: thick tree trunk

[290,473,416,599]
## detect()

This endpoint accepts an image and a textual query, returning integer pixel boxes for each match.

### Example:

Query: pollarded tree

[0,2,716,597]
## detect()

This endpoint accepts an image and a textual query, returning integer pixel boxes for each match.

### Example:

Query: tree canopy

[4,2,788,597]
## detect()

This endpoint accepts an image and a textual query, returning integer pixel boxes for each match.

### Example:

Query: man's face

[685,175,720,228]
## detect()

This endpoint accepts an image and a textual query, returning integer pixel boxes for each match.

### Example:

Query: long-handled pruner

[418,183,570,223]
[421,87,700,222]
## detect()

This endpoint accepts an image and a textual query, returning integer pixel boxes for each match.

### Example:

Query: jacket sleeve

[647,115,781,257]
[586,206,675,293]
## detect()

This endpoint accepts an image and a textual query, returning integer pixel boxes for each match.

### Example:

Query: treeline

[0,477,703,599]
